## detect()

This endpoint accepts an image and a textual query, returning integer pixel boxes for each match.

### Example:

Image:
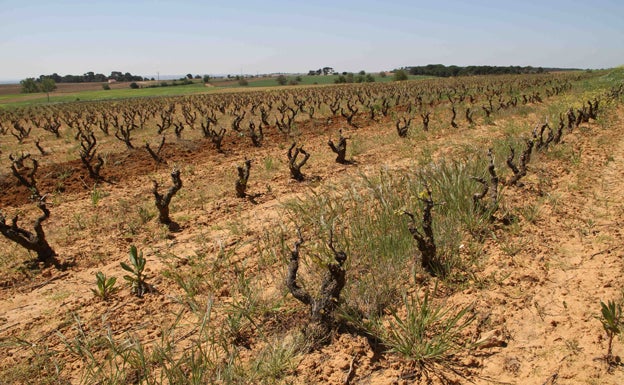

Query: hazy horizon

[1,0,623,81]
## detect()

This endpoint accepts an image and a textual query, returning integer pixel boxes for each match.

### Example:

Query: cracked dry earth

[0,100,623,384]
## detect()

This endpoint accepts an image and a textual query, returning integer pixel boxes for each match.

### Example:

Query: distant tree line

[403,64,576,77]
[35,71,145,83]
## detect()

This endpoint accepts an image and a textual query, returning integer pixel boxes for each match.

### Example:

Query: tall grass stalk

[365,289,476,363]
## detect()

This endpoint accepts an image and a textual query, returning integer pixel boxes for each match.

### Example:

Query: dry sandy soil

[0,80,623,384]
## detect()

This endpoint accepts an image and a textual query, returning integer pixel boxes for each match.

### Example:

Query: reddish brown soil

[0,118,342,208]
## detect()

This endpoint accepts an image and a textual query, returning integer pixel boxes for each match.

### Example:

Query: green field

[212,74,430,88]
[0,74,431,108]
[0,82,211,107]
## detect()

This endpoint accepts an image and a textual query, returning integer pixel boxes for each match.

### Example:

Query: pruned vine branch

[472,148,499,217]
[328,130,350,164]
[153,168,183,228]
[235,159,252,198]
[286,228,347,347]
[145,135,166,164]
[288,142,311,181]
[0,197,57,265]
[403,183,440,276]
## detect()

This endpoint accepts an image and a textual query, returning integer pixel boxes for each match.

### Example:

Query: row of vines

[1,71,623,383]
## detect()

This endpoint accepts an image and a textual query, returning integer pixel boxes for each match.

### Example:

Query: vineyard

[1,69,624,384]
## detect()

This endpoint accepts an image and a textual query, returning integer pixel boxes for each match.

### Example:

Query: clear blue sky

[1,0,622,81]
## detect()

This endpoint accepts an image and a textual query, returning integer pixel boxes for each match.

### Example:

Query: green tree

[203,74,211,83]
[20,78,39,93]
[393,69,408,81]
[39,77,57,102]
[276,74,288,86]
[84,71,95,82]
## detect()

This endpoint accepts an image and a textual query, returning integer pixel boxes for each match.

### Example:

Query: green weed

[120,245,149,297]
[598,300,623,364]
[91,271,118,301]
